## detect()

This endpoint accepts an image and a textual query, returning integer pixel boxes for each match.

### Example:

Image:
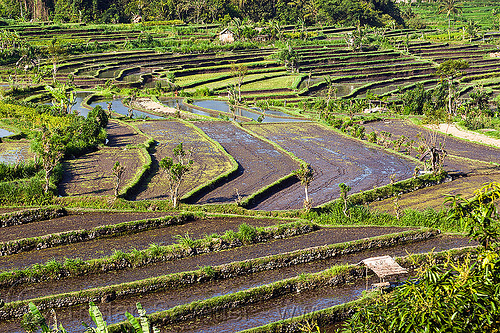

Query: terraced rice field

[190,121,299,205]
[363,119,500,170]
[59,148,144,196]
[0,208,472,333]
[246,122,416,210]
[0,140,33,164]
[1,21,497,333]
[131,120,234,201]
[370,173,500,213]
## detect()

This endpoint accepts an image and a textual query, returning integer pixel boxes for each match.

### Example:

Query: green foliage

[159,143,193,208]
[339,248,500,333]
[237,223,257,243]
[0,161,40,181]
[0,177,53,206]
[446,182,500,248]
[21,302,67,333]
[125,302,159,333]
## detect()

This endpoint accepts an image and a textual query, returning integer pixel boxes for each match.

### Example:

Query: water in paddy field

[89,99,164,119]
[0,128,13,138]
[162,98,214,118]
[0,145,30,164]
[193,99,306,123]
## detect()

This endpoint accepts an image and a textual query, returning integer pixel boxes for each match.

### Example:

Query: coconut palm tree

[438,0,463,39]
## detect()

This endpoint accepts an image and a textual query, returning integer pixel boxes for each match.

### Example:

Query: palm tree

[438,0,463,39]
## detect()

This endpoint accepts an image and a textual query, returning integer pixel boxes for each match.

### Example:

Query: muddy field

[191,122,299,205]
[0,211,170,243]
[58,148,143,196]
[363,119,500,169]
[0,233,472,333]
[131,120,234,201]
[370,173,500,213]
[246,123,416,210]
[106,120,148,148]
[1,226,409,302]
[0,216,285,272]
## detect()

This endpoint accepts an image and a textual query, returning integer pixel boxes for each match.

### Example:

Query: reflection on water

[0,128,13,138]
[162,99,306,123]
[0,145,30,164]
[89,99,164,120]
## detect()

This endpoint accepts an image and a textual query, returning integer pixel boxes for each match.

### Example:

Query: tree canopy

[0,0,404,27]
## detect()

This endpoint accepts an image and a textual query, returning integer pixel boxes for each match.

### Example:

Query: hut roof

[360,256,408,279]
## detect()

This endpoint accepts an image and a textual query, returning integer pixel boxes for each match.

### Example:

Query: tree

[294,163,315,212]
[278,43,300,73]
[436,59,469,115]
[32,127,65,194]
[438,0,463,39]
[159,143,193,208]
[112,161,125,198]
[45,83,77,115]
[231,63,247,102]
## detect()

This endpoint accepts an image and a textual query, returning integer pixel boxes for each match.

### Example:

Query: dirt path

[247,123,416,210]
[426,123,500,148]
[192,122,299,205]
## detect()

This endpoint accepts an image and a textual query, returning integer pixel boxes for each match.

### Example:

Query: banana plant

[22,302,67,333]
[125,302,159,333]
[83,302,108,333]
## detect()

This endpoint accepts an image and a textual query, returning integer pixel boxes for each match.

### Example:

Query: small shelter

[219,28,235,44]
[359,255,408,288]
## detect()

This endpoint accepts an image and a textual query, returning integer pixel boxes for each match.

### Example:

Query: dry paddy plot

[59,148,143,196]
[370,173,500,213]
[106,119,148,148]
[364,119,500,173]
[246,123,417,210]
[132,120,233,201]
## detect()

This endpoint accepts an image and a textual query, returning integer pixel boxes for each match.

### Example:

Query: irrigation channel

[0,234,472,332]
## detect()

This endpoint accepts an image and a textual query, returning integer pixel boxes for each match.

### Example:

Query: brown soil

[0,211,170,243]
[191,122,299,205]
[131,120,234,201]
[106,120,147,148]
[59,148,143,196]
[1,226,409,302]
[370,173,500,213]
[363,119,500,173]
[0,216,287,272]
[246,123,416,210]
